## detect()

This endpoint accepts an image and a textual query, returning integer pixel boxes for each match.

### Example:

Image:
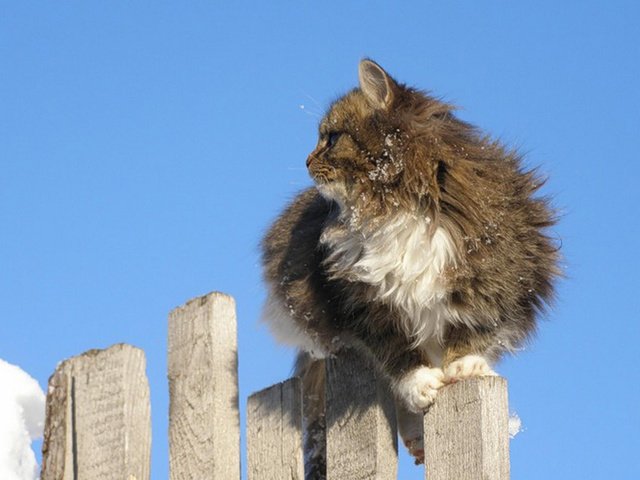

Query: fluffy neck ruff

[319,199,462,346]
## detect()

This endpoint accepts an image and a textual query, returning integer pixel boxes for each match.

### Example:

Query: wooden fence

[39,291,510,480]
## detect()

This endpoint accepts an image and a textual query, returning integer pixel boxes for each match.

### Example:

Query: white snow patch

[0,359,46,480]
[508,412,523,439]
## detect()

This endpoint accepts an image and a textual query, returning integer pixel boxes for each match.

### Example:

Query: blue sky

[1,2,639,478]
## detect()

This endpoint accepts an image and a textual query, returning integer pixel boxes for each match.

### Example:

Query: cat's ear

[358,59,397,110]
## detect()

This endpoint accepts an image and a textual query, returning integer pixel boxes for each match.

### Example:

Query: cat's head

[307,59,466,220]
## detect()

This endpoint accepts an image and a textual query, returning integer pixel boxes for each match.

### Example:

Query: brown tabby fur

[261,60,559,473]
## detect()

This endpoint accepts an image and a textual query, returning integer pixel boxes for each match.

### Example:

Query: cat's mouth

[307,156,331,184]
[307,154,349,204]
[306,154,319,175]
[305,152,318,168]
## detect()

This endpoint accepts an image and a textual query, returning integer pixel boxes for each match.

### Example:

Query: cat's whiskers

[298,104,322,119]
[297,90,323,118]
[303,92,323,110]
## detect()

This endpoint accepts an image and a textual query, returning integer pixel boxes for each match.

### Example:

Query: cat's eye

[327,132,342,148]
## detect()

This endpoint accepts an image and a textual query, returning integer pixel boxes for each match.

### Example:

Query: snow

[508,412,523,439]
[0,359,46,480]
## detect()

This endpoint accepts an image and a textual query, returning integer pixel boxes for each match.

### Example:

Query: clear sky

[2,2,639,479]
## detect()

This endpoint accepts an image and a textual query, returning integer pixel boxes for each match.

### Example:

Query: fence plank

[325,349,398,480]
[40,344,151,480]
[168,291,240,480]
[247,377,304,480]
[423,377,509,480]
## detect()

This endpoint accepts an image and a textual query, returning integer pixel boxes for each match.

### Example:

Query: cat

[261,59,559,470]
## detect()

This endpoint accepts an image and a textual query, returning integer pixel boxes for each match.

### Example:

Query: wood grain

[247,377,304,480]
[40,343,151,480]
[168,291,240,480]
[325,350,398,480]
[423,377,510,480]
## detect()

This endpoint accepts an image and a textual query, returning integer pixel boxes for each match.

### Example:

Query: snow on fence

[39,291,510,480]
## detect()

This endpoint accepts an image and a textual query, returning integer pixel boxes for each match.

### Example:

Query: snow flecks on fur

[261,293,328,359]
[367,130,405,183]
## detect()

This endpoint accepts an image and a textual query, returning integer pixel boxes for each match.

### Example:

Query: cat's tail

[295,351,326,480]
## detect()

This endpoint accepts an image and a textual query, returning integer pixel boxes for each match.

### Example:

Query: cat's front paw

[444,354,496,383]
[396,366,445,413]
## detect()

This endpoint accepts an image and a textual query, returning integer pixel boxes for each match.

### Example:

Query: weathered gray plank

[325,350,398,480]
[247,378,304,480]
[168,292,240,480]
[423,377,510,480]
[40,343,151,480]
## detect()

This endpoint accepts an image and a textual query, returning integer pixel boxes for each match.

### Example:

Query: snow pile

[508,412,523,439]
[0,359,46,480]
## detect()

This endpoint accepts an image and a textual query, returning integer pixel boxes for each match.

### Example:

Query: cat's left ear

[358,59,397,110]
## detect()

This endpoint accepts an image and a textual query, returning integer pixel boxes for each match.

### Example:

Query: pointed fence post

[40,344,151,480]
[168,292,240,480]
[325,349,398,480]
[423,376,510,480]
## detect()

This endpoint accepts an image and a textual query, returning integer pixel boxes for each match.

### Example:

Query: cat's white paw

[444,355,496,383]
[396,366,444,413]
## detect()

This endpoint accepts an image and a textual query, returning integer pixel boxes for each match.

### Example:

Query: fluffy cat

[261,59,559,469]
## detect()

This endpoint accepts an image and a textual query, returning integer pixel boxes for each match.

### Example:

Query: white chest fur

[321,211,461,350]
